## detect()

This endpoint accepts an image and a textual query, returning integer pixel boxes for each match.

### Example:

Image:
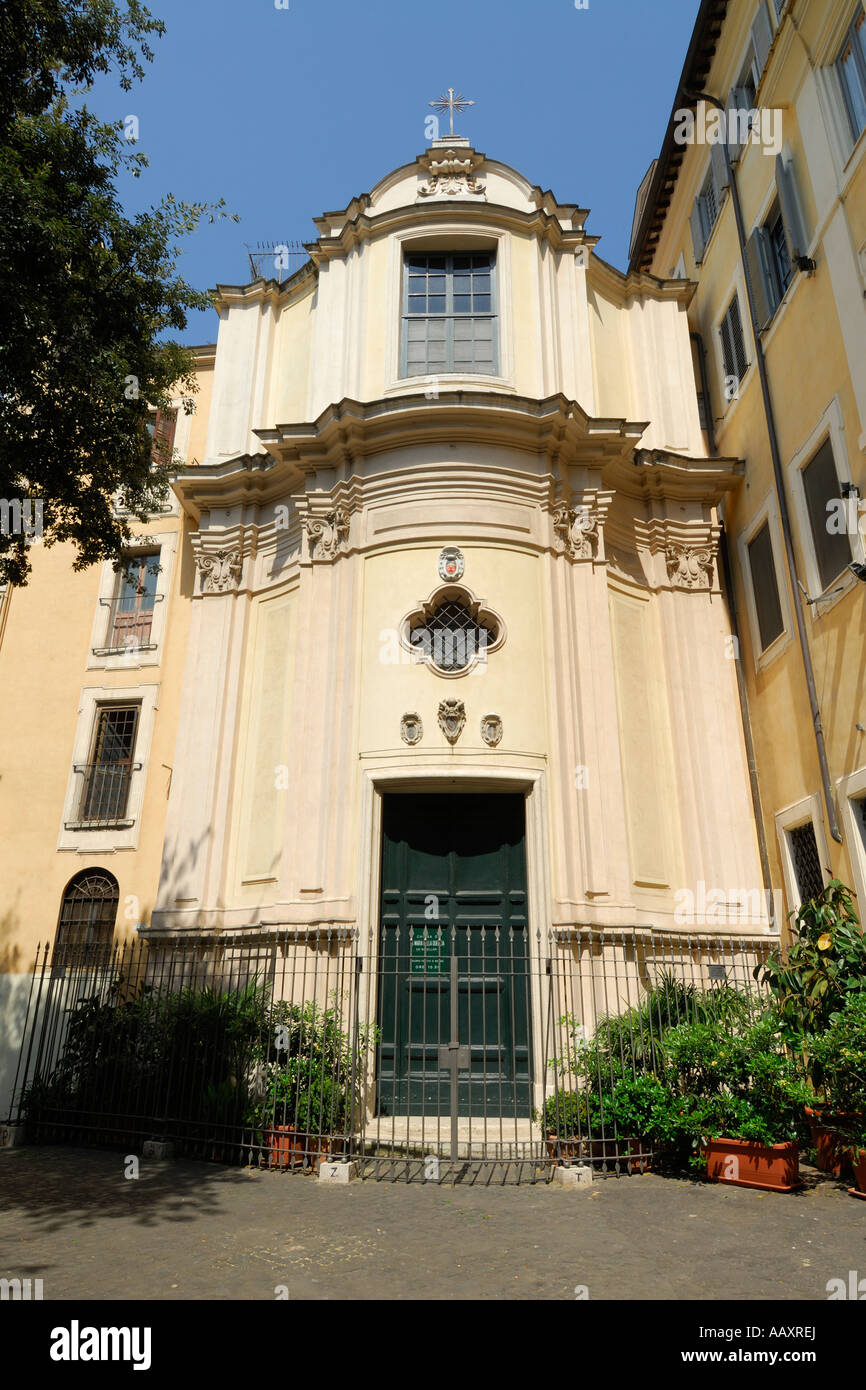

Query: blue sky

[93,0,699,343]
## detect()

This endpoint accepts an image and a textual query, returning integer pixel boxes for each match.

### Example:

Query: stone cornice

[588,253,696,308]
[257,392,647,478]
[608,446,744,505]
[304,200,600,266]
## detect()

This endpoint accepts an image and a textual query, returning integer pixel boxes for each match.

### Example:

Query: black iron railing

[7,927,777,1183]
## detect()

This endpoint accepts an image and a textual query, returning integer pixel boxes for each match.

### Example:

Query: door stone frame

[358,764,551,1115]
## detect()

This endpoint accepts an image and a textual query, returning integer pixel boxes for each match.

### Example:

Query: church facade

[0,138,773,1119]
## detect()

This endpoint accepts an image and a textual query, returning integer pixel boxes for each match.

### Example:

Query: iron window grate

[789,822,824,905]
[54,870,118,968]
[409,599,498,672]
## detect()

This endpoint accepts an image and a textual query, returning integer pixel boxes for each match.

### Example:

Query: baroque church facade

[0,136,772,1117]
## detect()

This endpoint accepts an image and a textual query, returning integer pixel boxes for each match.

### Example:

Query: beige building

[0,133,777,1117]
[630,0,866,928]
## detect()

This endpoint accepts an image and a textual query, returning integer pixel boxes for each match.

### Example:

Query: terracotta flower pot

[805,1106,854,1178]
[546,1131,650,1170]
[705,1137,800,1192]
[264,1126,347,1169]
[849,1148,866,1200]
[264,1124,306,1169]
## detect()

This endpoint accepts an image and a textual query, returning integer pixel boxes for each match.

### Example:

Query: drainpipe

[683,90,843,843]
[692,329,776,925]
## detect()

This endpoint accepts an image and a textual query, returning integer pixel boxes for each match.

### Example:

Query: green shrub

[756,879,866,1053]
[805,993,866,1130]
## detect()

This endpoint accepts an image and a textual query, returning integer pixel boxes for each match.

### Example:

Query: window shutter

[727,89,745,161]
[690,198,706,264]
[745,226,774,329]
[775,155,808,261]
[719,311,735,383]
[729,295,749,382]
[152,408,177,464]
[727,88,754,161]
[709,141,730,201]
[751,3,773,77]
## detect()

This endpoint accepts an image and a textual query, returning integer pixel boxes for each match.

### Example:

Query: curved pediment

[309,141,592,249]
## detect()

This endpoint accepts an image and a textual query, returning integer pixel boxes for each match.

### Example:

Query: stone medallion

[437,698,466,745]
[480,713,503,747]
[438,546,465,582]
[400,712,423,746]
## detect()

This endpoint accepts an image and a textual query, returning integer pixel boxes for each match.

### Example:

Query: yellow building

[0,127,787,1128]
[631,0,866,928]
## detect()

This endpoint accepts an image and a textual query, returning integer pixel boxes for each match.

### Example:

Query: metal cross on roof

[429,88,475,137]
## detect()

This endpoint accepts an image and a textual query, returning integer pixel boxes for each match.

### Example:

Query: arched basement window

[54,870,119,967]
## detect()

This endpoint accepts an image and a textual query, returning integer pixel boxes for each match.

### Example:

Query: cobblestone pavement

[1,1146,864,1301]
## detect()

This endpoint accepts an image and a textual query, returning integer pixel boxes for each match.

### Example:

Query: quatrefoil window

[402,586,504,677]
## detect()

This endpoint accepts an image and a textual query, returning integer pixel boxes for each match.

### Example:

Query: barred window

[54,870,118,966]
[409,598,499,673]
[76,704,141,826]
[788,822,824,904]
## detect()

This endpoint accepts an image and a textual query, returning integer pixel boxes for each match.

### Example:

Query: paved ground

[1,1145,864,1301]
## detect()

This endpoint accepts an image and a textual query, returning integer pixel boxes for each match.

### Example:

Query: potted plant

[805,994,866,1184]
[661,1013,811,1191]
[251,1001,352,1169]
[541,1089,595,1163]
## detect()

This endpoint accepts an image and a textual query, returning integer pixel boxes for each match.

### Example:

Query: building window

[800,437,853,592]
[409,596,498,673]
[698,167,720,240]
[766,203,794,303]
[402,252,497,377]
[54,870,118,967]
[855,794,866,844]
[96,552,160,656]
[746,521,785,651]
[71,704,141,828]
[788,822,825,904]
[147,407,178,465]
[837,7,866,144]
[719,292,749,397]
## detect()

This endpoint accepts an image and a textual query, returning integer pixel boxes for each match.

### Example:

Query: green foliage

[660,1014,811,1153]
[755,880,866,1051]
[0,0,237,585]
[247,1001,370,1138]
[21,981,376,1155]
[23,979,272,1142]
[556,970,756,1094]
[804,993,866,1138]
[541,1089,593,1137]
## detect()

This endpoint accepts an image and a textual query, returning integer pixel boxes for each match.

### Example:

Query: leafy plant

[804,993,866,1124]
[659,1012,811,1166]
[755,879,866,1053]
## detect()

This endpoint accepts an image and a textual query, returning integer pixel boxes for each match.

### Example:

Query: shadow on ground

[0,1142,260,1235]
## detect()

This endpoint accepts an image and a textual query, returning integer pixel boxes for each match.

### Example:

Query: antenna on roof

[245,240,309,283]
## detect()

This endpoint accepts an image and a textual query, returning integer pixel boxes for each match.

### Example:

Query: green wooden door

[377,793,531,1117]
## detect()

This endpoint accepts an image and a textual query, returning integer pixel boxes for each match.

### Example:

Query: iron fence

[7,926,776,1184]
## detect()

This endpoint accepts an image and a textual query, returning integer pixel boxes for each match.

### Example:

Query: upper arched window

[54,870,119,967]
